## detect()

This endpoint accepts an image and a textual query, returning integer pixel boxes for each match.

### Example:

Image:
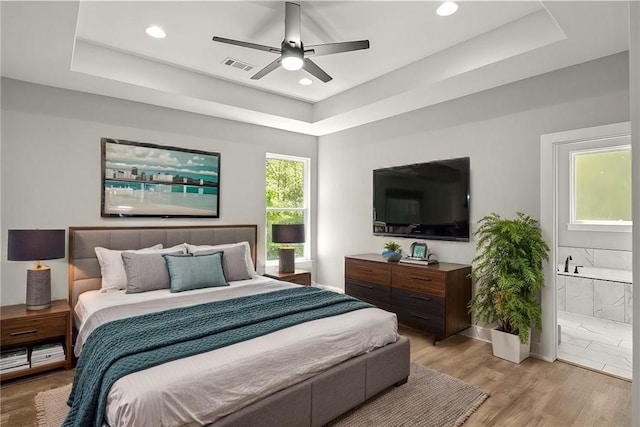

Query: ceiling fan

[212,2,369,83]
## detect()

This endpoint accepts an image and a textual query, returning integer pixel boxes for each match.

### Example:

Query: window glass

[572,146,631,224]
[265,155,309,262]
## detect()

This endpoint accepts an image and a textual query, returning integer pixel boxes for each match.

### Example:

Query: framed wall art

[101,138,220,218]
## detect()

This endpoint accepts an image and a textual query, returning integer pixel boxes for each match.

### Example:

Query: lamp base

[26,267,51,311]
[278,247,295,274]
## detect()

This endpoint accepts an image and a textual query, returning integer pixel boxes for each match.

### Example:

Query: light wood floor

[0,328,632,426]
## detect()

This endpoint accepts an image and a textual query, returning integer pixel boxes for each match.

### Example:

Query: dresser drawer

[345,258,391,286]
[1,314,67,346]
[392,265,446,297]
[345,279,391,311]
[392,288,445,318]
[394,307,445,336]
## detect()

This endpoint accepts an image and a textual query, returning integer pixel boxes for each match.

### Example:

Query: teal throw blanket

[63,287,372,427]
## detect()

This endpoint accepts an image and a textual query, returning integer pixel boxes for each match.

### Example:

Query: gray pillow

[195,244,252,281]
[164,252,228,292]
[122,251,182,293]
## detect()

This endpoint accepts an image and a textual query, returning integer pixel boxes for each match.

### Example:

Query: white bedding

[74,277,399,427]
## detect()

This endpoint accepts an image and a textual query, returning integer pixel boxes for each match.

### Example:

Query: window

[570,145,631,230]
[265,153,310,263]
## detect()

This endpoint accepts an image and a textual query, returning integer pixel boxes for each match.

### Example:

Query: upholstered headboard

[68,225,258,309]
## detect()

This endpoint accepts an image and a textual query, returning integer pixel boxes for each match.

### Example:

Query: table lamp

[7,229,65,310]
[272,224,305,274]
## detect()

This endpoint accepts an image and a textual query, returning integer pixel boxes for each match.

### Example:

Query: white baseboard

[458,325,553,362]
[313,283,344,294]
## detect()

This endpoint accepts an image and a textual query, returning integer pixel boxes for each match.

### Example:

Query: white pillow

[185,241,256,277]
[95,244,187,292]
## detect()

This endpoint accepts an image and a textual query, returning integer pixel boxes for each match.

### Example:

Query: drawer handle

[410,276,432,282]
[354,283,373,290]
[410,314,430,321]
[10,329,38,336]
[356,267,373,272]
[410,295,431,302]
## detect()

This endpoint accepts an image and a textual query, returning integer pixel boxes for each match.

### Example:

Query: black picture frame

[101,138,220,218]
[410,242,428,259]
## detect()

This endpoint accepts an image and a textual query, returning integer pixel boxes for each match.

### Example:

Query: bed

[67,225,410,427]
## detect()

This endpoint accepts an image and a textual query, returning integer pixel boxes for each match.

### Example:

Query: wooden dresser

[345,254,471,341]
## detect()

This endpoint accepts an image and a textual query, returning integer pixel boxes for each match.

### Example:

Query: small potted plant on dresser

[381,241,402,262]
[467,212,550,363]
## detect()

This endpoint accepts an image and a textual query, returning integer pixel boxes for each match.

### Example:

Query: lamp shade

[7,229,65,261]
[272,224,305,244]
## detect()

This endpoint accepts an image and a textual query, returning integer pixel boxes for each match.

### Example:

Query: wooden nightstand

[264,270,312,286]
[0,300,72,381]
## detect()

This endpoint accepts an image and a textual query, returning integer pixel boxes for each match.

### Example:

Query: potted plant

[467,212,550,363]
[382,241,402,262]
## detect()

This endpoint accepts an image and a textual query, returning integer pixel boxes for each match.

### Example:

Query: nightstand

[264,269,312,286]
[0,299,72,381]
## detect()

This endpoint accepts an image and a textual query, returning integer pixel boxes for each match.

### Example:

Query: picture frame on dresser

[101,138,221,218]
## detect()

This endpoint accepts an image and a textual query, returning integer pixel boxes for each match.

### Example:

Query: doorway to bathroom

[542,123,632,380]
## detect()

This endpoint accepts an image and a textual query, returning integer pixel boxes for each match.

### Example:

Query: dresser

[345,254,471,341]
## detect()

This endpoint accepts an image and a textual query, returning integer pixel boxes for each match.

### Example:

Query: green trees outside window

[573,147,631,224]
[266,155,308,261]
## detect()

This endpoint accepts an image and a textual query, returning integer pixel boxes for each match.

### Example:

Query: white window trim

[569,144,632,232]
[265,153,311,266]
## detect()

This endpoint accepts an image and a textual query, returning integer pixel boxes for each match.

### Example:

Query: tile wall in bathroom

[557,246,633,270]
[557,246,633,324]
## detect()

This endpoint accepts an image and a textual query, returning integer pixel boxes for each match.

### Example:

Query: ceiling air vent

[222,57,255,72]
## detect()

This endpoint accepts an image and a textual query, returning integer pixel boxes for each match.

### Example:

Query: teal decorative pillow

[163,252,228,292]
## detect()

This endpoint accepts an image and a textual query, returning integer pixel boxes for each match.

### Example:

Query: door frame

[539,121,631,362]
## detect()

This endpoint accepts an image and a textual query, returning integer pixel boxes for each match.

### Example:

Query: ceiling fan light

[282,56,304,71]
[299,78,312,85]
[436,1,458,17]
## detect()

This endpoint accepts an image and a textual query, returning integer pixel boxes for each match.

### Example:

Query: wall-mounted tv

[373,157,470,241]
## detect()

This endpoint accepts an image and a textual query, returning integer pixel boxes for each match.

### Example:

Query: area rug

[35,364,488,427]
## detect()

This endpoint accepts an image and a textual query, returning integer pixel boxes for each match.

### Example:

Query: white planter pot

[490,328,530,364]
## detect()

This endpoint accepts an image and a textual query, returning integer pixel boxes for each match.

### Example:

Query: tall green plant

[467,212,550,344]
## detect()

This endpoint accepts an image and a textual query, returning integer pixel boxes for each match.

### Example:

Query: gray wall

[316,52,630,289]
[0,78,318,305]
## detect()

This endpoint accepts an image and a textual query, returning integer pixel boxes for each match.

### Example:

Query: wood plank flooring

[0,328,632,426]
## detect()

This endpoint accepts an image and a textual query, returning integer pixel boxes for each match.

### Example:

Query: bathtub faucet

[564,256,572,273]
[574,265,583,274]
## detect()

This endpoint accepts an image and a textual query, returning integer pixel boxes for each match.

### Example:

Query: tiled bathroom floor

[557,311,632,380]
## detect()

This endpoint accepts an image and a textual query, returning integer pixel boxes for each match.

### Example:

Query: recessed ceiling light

[436,1,458,17]
[145,26,166,39]
[299,78,312,86]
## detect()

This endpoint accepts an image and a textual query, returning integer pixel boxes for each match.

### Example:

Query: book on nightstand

[1,347,29,373]
[30,342,65,367]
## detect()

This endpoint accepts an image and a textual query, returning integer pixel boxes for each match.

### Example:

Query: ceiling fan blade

[284,2,302,47]
[306,40,370,57]
[251,57,282,80]
[302,58,332,83]
[212,36,280,54]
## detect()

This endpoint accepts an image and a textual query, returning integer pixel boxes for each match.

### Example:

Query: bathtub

[557,265,633,323]
[557,265,633,284]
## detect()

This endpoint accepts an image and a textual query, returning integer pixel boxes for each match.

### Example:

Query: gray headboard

[68,225,258,310]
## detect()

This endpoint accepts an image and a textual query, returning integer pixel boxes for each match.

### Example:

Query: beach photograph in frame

[101,138,220,217]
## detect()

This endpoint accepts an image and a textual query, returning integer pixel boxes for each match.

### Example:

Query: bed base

[213,335,410,427]
[68,226,411,427]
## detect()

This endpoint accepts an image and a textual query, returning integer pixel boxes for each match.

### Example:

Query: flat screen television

[373,157,470,241]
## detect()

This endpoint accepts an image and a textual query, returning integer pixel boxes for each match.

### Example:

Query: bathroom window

[569,145,631,231]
